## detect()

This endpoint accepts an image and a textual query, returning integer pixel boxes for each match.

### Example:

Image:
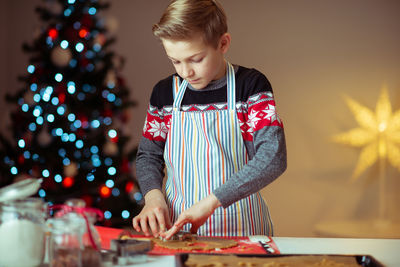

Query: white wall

[1,0,400,237]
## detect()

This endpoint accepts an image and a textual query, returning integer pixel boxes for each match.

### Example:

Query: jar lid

[0,178,43,202]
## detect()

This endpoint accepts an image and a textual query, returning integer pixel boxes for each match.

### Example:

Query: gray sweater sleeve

[213,125,287,208]
[136,137,165,196]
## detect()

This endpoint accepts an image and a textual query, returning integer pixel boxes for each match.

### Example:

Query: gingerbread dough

[152,237,238,251]
[184,254,361,267]
[120,234,238,252]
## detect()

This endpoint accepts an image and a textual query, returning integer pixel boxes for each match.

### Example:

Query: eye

[170,59,180,65]
[192,58,203,63]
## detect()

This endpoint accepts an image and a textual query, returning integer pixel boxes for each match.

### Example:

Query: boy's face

[161,33,230,90]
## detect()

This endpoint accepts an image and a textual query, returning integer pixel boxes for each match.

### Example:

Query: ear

[218,33,231,54]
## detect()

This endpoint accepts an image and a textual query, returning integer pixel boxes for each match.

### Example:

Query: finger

[147,213,160,237]
[164,216,187,240]
[164,211,172,229]
[140,217,150,236]
[132,216,141,233]
[164,224,181,240]
[155,211,167,233]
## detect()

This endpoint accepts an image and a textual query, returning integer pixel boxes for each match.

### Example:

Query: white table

[273,237,400,267]
[113,237,400,266]
[102,237,400,266]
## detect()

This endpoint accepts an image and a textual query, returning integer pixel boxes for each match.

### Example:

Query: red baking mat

[96,226,280,255]
[96,226,124,250]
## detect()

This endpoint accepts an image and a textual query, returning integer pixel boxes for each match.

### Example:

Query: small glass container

[48,198,102,266]
[64,198,102,251]
[47,217,83,267]
[0,178,46,267]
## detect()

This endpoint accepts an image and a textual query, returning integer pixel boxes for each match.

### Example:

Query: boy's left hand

[161,193,222,240]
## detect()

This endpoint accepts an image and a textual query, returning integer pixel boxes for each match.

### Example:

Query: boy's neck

[187,64,238,92]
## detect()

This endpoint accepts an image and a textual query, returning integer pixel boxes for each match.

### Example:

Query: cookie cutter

[108,239,153,265]
[161,230,198,242]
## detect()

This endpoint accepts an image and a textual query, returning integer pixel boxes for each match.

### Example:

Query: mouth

[188,79,200,84]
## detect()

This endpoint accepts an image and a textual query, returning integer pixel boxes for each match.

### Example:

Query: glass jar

[0,197,47,267]
[48,198,102,266]
[64,198,102,251]
[47,216,83,267]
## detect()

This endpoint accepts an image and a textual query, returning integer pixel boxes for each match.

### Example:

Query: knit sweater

[136,65,287,208]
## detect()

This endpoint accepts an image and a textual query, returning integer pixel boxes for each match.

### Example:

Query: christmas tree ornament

[100,185,112,198]
[58,92,66,104]
[23,90,35,106]
[105,70,117,87]
[94,33,106,46]
[64,162,78,177]
[125,181,134,193]
[48,28,58,40]
[51,46,72,67]
[45,0,63,15]
[78,27,89,39]
[38,125,52,146]
[103,140,118,156]
[62,176,75,188]
[105,15,118,33]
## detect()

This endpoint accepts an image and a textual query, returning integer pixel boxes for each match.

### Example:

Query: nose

[181,63,194,79]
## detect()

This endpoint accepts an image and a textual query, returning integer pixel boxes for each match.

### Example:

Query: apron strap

[172,62,236,111]
[172,76,188,111]
[226,62,236,111]
[172,76,180,100]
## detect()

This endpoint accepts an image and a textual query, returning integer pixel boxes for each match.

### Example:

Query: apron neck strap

[172,77,188,110]
[226,62,236,111]
[172,62,236,111]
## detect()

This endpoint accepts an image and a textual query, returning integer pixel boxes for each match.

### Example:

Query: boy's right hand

[132,189,171,238]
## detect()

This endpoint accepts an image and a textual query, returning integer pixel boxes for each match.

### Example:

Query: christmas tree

[0,0,143,227]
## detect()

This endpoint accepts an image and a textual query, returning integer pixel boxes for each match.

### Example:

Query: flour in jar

[0,219,45,267]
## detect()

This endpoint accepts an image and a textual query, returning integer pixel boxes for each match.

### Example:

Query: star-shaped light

[333,87,400,180]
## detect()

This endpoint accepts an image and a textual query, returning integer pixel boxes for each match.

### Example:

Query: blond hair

[152,0,228,48]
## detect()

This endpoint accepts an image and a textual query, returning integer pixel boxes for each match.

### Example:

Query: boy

[133,0,286,239]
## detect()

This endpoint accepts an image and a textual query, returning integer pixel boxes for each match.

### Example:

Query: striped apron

[164,62,272,237]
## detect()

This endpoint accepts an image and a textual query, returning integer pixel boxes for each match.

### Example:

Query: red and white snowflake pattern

[263,104,281,124]
[142,92,283,142]
[147,120,168,139]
